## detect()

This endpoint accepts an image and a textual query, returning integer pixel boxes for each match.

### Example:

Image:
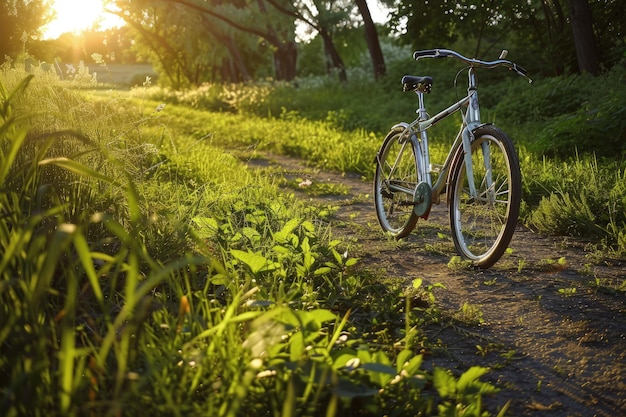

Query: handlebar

[413,49,532,83]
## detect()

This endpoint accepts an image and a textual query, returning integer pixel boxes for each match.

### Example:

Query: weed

[456,302,486,325]
[558,287,577,297]
[483,277,498,286]
[537,256,568,272]
[447,255,474,271]
[590,276,626,295]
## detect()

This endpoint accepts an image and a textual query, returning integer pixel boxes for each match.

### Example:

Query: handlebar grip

[413,49,449,60]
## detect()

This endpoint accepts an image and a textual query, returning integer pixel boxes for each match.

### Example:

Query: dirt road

[248,153,626,416]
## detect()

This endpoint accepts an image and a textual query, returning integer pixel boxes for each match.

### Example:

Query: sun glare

[43,0,123,39]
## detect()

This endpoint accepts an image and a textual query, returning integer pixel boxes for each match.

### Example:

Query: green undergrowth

[1,67,510,415]
[130,97,626,257]
[524,154,626,253]
[133,61,626,257]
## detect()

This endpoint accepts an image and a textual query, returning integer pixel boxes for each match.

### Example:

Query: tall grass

[525,154,626,254]
[1,66,508,415]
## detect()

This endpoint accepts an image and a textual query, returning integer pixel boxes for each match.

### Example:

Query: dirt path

[247,153,626,417]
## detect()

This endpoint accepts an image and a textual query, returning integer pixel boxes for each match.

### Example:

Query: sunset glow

[43,0,123,39]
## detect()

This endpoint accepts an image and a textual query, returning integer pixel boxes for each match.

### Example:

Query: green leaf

[301,220,315,233]
[242,226,261,242]
[345,257,358,267]
[193,216,219,238]
[331,351,357,370]
[433,368,457,398]
[33,224,77,306]
[289,332,305,362]
[308,309,337,325]
[314,266,332,275]
[456,366,498,396]
[0,127,27,185]
[274,218,301,243]
[231,249,279,273]
[405,354,423,376]
[38,157,120,187]
[125,175,142,224]
[73,233,104,308]
[396,349,413,373]
[456,366,489,392]
[361,362,397,376]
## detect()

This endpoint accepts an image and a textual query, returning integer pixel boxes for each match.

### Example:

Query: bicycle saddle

[402,75,433,93]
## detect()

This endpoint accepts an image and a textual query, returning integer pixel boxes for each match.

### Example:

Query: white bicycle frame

[385,49,531,206]
[389,66,482,205]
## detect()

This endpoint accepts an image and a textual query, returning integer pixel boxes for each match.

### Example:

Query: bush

[527,155,626,255]
[491,65,626,158]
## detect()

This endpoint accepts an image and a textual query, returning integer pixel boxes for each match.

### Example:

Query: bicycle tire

[374,128,421,238]
[448,125,521,268]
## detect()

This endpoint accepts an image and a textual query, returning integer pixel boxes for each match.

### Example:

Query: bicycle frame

[374,48,528,266]
[389,66,483,205]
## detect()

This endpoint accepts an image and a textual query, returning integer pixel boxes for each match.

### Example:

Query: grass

[3,55,625,415]
[1,66,511,416]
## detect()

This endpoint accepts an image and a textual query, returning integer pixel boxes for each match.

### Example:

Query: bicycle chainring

[413,181,433,219]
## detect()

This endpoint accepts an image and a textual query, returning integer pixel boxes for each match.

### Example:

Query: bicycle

[373,49,532,268]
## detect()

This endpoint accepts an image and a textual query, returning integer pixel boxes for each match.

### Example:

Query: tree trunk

[568,0,600,75]
[355,0,386,80]
[265,0,347,82]
[319,29,347,83]
[274,41,298,81]
[257,0,297,81]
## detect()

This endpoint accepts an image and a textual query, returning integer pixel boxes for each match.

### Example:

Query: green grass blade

[72,233,105,308]
[38,157,121,187]
[0,126,28,186]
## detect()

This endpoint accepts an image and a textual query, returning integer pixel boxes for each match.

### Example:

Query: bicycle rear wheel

[374,129,421,238]
[448,125,521,268]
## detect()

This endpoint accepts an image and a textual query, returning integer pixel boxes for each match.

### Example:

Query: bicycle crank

[413,181,432,219]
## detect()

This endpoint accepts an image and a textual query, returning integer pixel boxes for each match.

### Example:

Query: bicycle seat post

[416,91,428,122]
[414,90,433,185]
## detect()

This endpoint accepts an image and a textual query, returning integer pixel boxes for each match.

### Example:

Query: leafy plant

[433,366,509,417]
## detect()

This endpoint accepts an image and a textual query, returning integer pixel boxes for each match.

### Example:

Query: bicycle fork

[461,67,492,202]
[461,126,478,199]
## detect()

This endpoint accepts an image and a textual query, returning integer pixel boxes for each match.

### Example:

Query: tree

[385,0,624,76]
[0,0,54,60]
[356,0,386,79]
[265,0,349,82]
[107,1,258,86]
[110,0,298,83]
[568,0,600,75]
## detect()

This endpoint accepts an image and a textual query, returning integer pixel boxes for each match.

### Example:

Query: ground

[246,152,626,417]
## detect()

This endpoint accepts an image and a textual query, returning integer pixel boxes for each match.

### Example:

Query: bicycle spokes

[374,130,421,237]
[450,130,520,268]
[375,49,526,266]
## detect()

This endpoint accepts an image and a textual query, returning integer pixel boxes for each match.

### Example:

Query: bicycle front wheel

[374,129,421,238]
[448,125,521,268]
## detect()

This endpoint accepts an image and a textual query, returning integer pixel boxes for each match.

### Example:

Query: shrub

[527,155,626,255]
